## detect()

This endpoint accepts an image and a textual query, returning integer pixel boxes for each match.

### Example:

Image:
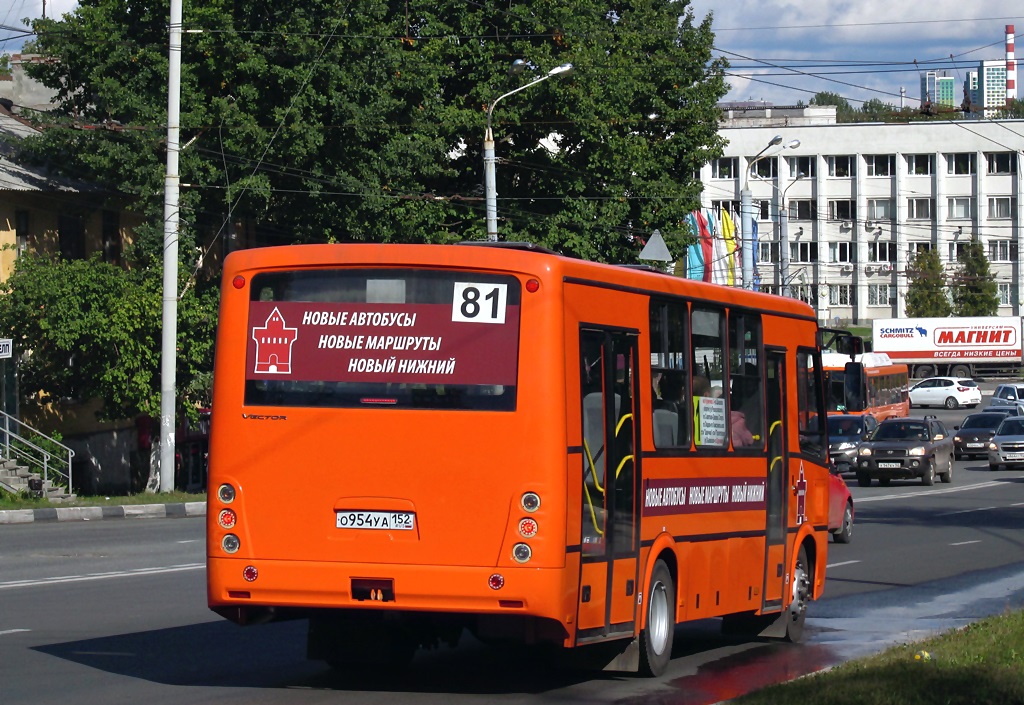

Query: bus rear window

[243,269,521,410]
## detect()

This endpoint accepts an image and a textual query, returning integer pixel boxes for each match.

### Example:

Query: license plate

[336,511,415,530]
[877,461,901,469]
[1005,453,1024,461]
[966,443,984,448]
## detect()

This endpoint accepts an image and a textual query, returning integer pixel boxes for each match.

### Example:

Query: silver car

[988,417,1024,471]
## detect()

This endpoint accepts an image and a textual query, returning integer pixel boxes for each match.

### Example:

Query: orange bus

[822,351,910,421]
[207,242,832,677]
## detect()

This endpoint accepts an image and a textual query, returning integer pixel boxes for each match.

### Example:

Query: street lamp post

[484,63,573,241]
[740,136,781,289]
[779,172,805,298]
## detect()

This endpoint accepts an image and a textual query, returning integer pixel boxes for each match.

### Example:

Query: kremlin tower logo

[251,307,298,374]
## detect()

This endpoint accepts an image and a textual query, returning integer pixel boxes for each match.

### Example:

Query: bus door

[762,349,788,609]
[576,327,641,642]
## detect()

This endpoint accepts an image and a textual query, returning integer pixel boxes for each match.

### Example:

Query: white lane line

[177,539,201,544]
[0,629,31,636]
[0,563,204,591]
[938,506,997,516]
[950,540,982,546]
[827,560,861,568]
[855,479,1017,504]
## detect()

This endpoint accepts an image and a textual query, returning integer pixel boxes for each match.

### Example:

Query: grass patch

[0,490,205,510]
[734,608,1024,705]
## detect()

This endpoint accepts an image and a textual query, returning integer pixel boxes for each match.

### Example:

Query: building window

[986,152,1017,174]
[947,197,975,219]
[909,242,934,257]
[789,241,818,263]
[711,158,738,179]
[946,153,977,175]
[829,241,854,263]
[868,241,896,262]
[864,155,896,176]
[759,242,779,263]
[867,199,894,220]
[829,284,851,306]
[788,156,816,179]
[753,157,778,179]
[758,200,770,220]
[827,155,856,177]
[788,200,816,220]
[988,240,1017,262]
[999,283,1012,306]
[791,284,817,305]
[102,210,122,265]
[948,242,968,262]
[711,200,740,215]
[906,154,935,175]
[58,214,85,260]
[907,198,933,220]
[14,209,29,255]
[867,284,893,306]
[988,196,1014,219]
[827,200,855,221]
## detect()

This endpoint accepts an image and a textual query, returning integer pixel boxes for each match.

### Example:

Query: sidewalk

[0,501,206,524]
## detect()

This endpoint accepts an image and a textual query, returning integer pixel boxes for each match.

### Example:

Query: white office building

[700,107,1024,325]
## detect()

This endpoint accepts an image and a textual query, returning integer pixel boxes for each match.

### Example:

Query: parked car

[855,416,955,487]
[908,377,982,410]
[827,413,877,474]
[988,416,1024,471]
[827,464,854,544]
[981,405,1023,417]
[989,383,1024,410]
[953,412,1007,460]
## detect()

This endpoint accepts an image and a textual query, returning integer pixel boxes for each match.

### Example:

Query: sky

[2,1,1021,111]
[687,1,1023,109]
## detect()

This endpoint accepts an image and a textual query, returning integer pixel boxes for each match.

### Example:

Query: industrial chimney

[1007,25,1017,102]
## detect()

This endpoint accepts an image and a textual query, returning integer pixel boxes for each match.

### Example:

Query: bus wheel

[638,559,675,677]
[784,546,811,643]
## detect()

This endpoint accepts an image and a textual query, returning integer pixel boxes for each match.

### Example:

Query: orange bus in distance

[823,351,910,422]
[207,242,833,676]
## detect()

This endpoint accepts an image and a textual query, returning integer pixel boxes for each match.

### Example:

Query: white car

[909,377,982,410]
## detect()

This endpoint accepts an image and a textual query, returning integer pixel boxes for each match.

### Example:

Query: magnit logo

[241,413,288,421]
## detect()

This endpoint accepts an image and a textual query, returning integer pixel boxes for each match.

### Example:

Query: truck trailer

[871,316,1024,379]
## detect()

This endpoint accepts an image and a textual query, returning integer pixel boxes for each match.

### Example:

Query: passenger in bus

[657,372,685,411]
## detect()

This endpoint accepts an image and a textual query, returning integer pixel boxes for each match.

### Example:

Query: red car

[828,465,854,543]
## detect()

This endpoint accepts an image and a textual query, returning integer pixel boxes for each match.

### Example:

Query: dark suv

[855,416,955,487]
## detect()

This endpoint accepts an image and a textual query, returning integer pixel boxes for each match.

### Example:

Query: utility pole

[159,0,182,493]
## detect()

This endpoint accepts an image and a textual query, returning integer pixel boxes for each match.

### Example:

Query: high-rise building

[920,71,956,107]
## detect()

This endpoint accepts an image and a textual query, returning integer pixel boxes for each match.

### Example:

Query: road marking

[826,560,861,568]
[0,563,204,591]
[950,540,982,546]
[177,539,201,544]
[854,479,1017,504]
[938,506,997,516]
[0,629,31,636]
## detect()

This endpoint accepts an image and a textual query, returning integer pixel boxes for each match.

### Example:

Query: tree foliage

[25,0,729,263]
[809,91,857,121]
[952,239,999,317]
[0,252,218,424]
[904,248,951,318]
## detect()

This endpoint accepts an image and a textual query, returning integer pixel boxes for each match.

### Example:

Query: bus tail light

[232,275,245,289]
[518,517,538,538]
[526,278,540,293]
[243,565,258,582]
[488,574,505,590]
[218,508,237,529]
[222,534,241,554]
[521,492,541,512]
[512,543,532,563]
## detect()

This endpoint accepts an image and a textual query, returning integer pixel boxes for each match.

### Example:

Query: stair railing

[0,410,75,491]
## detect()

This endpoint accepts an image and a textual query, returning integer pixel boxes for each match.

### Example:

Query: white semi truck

[871,316,1024,379]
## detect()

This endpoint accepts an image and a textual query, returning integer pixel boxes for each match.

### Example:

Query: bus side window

[728,312,764,449]
[691,307,726,448]
[649,299,689,449]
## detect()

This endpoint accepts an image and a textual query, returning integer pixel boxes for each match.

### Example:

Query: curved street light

[483,63,574,241]
[739,136,801,289]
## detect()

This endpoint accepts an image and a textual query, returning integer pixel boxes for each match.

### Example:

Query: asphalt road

[3,395,1024,705]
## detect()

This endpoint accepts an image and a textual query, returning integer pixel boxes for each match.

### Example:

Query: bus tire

[638,559,675,677]
[784,546,811,643]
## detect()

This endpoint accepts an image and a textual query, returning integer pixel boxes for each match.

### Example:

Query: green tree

[859,97,896,122]
[952,238,999,316]
[24,0,728,262]
[809,91,857,121]
[904,248,951,317]
[0,252,218,491]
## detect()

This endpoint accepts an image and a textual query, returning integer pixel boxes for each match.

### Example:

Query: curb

[0,501,207,525]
